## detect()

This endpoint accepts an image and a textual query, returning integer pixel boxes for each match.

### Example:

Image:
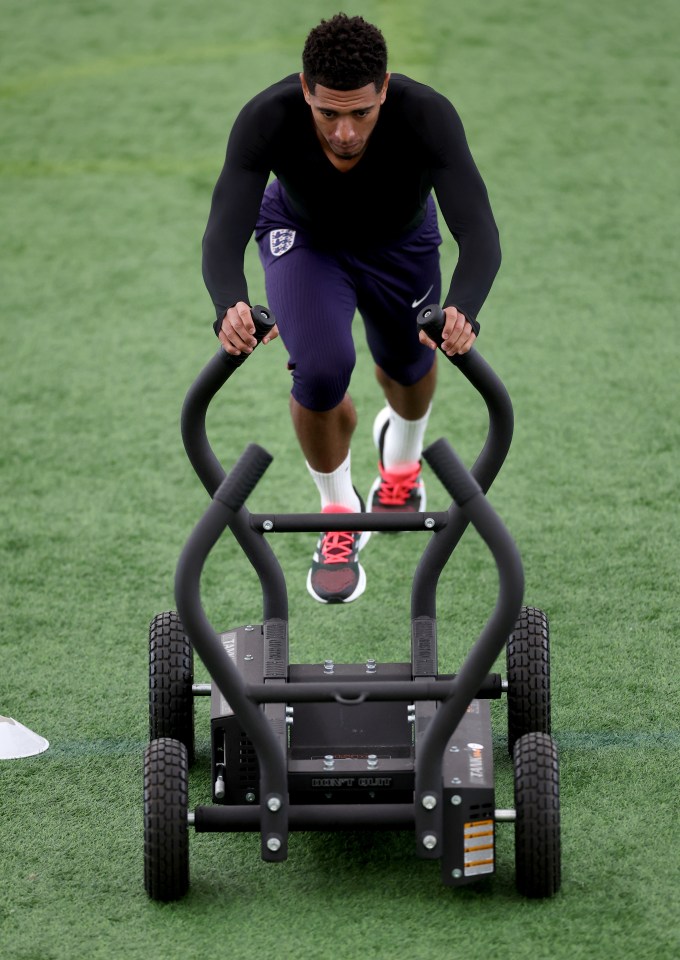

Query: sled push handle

[181,305,276,497]
[413,438,525,855]
[180,305,289,623]
[174,442,289,863]
[411,305,515,633]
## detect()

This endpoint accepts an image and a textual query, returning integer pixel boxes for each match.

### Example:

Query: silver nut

[451,794,462,806]
[424,517,435,529]
[422,834,438,850]
[266,837,282,852]
[267,796,281,812]
[421,794,438,810]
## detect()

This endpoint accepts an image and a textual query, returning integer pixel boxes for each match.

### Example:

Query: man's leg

[348,196,442,512]
[290,393,356,474]
[374,363,436,471]
[290,393,362,514]
[257,225,368,603]
[375,362,436,421]
[290,391,368,604]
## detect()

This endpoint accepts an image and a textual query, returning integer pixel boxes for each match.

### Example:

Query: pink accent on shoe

[319,504,357,564]
[375,461,421,507]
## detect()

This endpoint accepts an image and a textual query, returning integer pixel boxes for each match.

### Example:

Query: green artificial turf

[1,0,678,957]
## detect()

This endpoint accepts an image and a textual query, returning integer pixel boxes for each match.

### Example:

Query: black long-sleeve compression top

[202,73,501,325]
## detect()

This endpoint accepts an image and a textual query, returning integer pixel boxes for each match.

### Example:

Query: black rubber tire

[513,732,561,898]
[506,606,551,755]
[144,737,190,901]
[149,611,195,764]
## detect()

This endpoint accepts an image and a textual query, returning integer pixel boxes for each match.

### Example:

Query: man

[202,14,501,604]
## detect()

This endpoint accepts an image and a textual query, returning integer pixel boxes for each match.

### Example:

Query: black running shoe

[306,503,370,604]
[368,407,426,513]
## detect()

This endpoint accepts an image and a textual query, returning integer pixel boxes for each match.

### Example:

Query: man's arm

[202,90,278,333]
[202,163,269,325]
[417,90,501,355]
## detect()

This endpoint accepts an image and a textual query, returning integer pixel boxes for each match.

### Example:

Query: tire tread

[513,731,561,898]
[149,611,195,763]
[143,737,189,901]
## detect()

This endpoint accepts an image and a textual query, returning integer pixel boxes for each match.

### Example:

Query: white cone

[0,716,49,759]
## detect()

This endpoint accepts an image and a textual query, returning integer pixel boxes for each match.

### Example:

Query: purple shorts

[256,180,442,412]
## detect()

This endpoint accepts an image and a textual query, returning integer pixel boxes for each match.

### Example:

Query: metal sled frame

[174,308,522,884]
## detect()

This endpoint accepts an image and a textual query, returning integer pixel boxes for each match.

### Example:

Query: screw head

[452,868,463,879]
[421,794,438,810]
[245,791,256,803]
[451,794,462,806]
[422,834,438,850]
[266,837,282,852]
[424,517,435,529]
[262,520,274,531]
[267,796,281,812]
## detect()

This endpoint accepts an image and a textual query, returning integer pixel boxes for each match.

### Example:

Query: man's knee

[291,355,356,412]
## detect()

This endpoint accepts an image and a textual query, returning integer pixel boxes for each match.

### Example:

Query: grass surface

[1,0,679,957]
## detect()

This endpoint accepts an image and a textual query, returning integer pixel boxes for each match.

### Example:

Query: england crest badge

[270,229,296,257]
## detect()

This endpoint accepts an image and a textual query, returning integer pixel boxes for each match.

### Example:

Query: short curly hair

[302,13,388,92]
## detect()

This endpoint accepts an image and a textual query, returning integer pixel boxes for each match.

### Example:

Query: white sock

[382,403,432,470]
[306,452,361,511]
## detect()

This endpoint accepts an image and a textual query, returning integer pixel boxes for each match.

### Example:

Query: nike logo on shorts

[411,285,434,309]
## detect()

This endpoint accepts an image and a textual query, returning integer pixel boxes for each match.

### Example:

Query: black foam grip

[417,304,446,345]
[422,438,482,506]
[214,444,273,512]
[250,304,277,341]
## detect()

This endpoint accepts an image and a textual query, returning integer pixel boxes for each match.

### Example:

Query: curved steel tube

[174,494,289,859]
[411,349,514,621]
[415,490,524,790]
[180,349,288,621]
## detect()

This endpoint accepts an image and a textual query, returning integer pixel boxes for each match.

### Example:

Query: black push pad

[422,438,481,506]
[214,443,273,512]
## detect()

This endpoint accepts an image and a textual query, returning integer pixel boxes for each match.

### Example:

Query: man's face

[300,74,389,162]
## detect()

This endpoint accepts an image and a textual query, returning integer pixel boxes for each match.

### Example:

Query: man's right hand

[217,301,279,356]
